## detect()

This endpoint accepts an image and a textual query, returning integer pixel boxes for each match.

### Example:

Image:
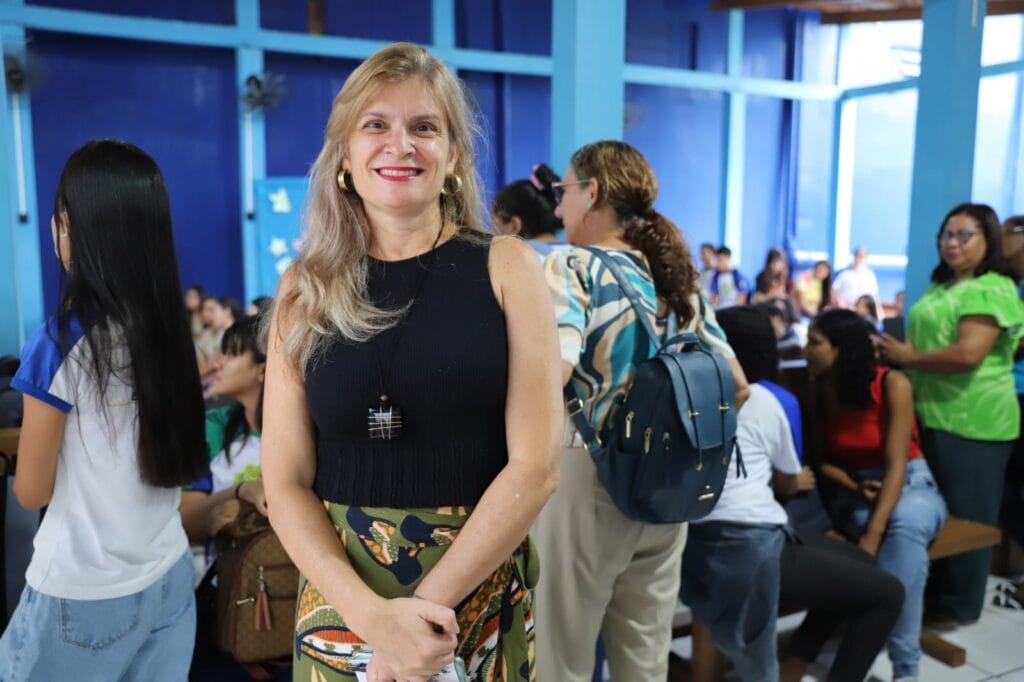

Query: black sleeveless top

[305,233,509,507]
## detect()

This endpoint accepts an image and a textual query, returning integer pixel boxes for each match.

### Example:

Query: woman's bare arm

[262,273,457,678]
[414,237,562,608]
[858,371,912,556]
[878,315,1000,372]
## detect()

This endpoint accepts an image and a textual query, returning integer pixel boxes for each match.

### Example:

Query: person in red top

[805,309,947,682]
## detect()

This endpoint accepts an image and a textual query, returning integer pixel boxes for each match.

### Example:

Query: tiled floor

[665,575,1024,682]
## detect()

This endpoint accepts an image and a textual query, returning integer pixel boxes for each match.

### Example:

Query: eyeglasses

[938,230,980,245]
[551,179,589,204]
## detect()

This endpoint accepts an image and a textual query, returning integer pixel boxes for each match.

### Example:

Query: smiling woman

[260,43,562,682]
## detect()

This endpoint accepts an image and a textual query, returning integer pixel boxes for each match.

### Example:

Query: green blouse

[906,272,1024,441]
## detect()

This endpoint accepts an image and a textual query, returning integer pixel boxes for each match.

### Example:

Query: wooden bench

[919,516,1002,667]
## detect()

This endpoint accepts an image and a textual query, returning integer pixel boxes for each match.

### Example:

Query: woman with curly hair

[533,140,749,682]
[806,308,947,682]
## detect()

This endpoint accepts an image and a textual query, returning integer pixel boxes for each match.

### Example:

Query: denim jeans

[828,458,947,679]
[680,522,787,682]
[0,550,196,681]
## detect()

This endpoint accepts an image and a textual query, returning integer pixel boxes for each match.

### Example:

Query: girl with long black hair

[0,139,209,680]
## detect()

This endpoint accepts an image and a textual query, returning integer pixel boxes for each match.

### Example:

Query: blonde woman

[261,43,562,682]
[534,140,750,681]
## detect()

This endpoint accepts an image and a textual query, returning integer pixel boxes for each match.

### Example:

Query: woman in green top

[878,203,1024,627]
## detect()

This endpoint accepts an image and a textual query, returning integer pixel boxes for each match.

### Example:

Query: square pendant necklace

[367,225,444,440]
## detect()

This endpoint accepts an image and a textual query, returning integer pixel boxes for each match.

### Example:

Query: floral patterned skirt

[292,503,537,681]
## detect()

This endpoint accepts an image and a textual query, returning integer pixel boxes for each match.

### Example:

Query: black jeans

[779,531,905,682]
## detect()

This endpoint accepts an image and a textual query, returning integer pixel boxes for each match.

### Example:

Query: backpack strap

[564,383,601,452]
[564,247,662,453]
[583,247,662,353]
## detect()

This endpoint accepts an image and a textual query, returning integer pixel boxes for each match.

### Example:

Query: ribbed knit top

[305,232,509,507]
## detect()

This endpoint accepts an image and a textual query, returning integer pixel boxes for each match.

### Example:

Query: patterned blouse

[544,246,735,446]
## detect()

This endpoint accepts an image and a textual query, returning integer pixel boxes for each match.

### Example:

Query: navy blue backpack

[564,248,743,524]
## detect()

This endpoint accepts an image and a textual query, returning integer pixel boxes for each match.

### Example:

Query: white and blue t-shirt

[694,382,801,527]
[12,317,188,600]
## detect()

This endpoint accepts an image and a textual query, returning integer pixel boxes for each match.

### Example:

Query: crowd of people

[2,41,1024,682]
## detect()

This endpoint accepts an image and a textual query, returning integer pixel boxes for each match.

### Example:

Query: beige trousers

[532,446,688,682]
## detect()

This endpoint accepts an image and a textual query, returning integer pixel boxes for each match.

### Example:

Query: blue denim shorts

[0,550,196,682]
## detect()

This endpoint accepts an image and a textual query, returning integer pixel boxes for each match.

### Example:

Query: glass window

[973,73,1022,221]
[840,21,922,88]
[982,14,1023,66]
[800,17,840,85]
[848,90,917,300]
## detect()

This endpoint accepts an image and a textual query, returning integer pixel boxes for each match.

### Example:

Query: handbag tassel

[255,566,272,631]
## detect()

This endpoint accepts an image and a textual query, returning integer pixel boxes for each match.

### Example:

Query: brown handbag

[213,503,299,663]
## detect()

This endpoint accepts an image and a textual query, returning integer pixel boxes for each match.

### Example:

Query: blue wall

[29,31,240,307]
[263,53,358,177]
[260,0,430,42]
[18,2,1016,321]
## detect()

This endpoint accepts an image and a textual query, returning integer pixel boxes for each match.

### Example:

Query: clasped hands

[358,596,460,682]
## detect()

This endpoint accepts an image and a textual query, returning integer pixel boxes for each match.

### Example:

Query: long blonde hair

[275,43,486,372]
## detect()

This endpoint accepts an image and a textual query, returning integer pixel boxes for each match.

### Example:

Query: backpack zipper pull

[625,412,634,439]
[255,565,272,631]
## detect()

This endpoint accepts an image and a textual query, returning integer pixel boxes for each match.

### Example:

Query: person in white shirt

[0,140,209,681]
[832,246,880,309]
[679,305,801,681]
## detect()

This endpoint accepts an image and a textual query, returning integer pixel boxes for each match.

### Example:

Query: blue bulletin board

[252,177,309,298]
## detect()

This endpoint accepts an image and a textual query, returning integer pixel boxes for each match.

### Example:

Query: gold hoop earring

[337,170,352,193]
[440,173,463,196]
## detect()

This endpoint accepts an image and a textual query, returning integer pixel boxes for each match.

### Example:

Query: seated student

[180,316,267,554]
[855,294,882,332]
[691,306,904,682]
[186,284,207,340]
[794,260,834,319]
[680,305,803,682]
[805,309,947,682]
[754,248,792,303]
[196,296,239,382]
[758,299,803,360]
